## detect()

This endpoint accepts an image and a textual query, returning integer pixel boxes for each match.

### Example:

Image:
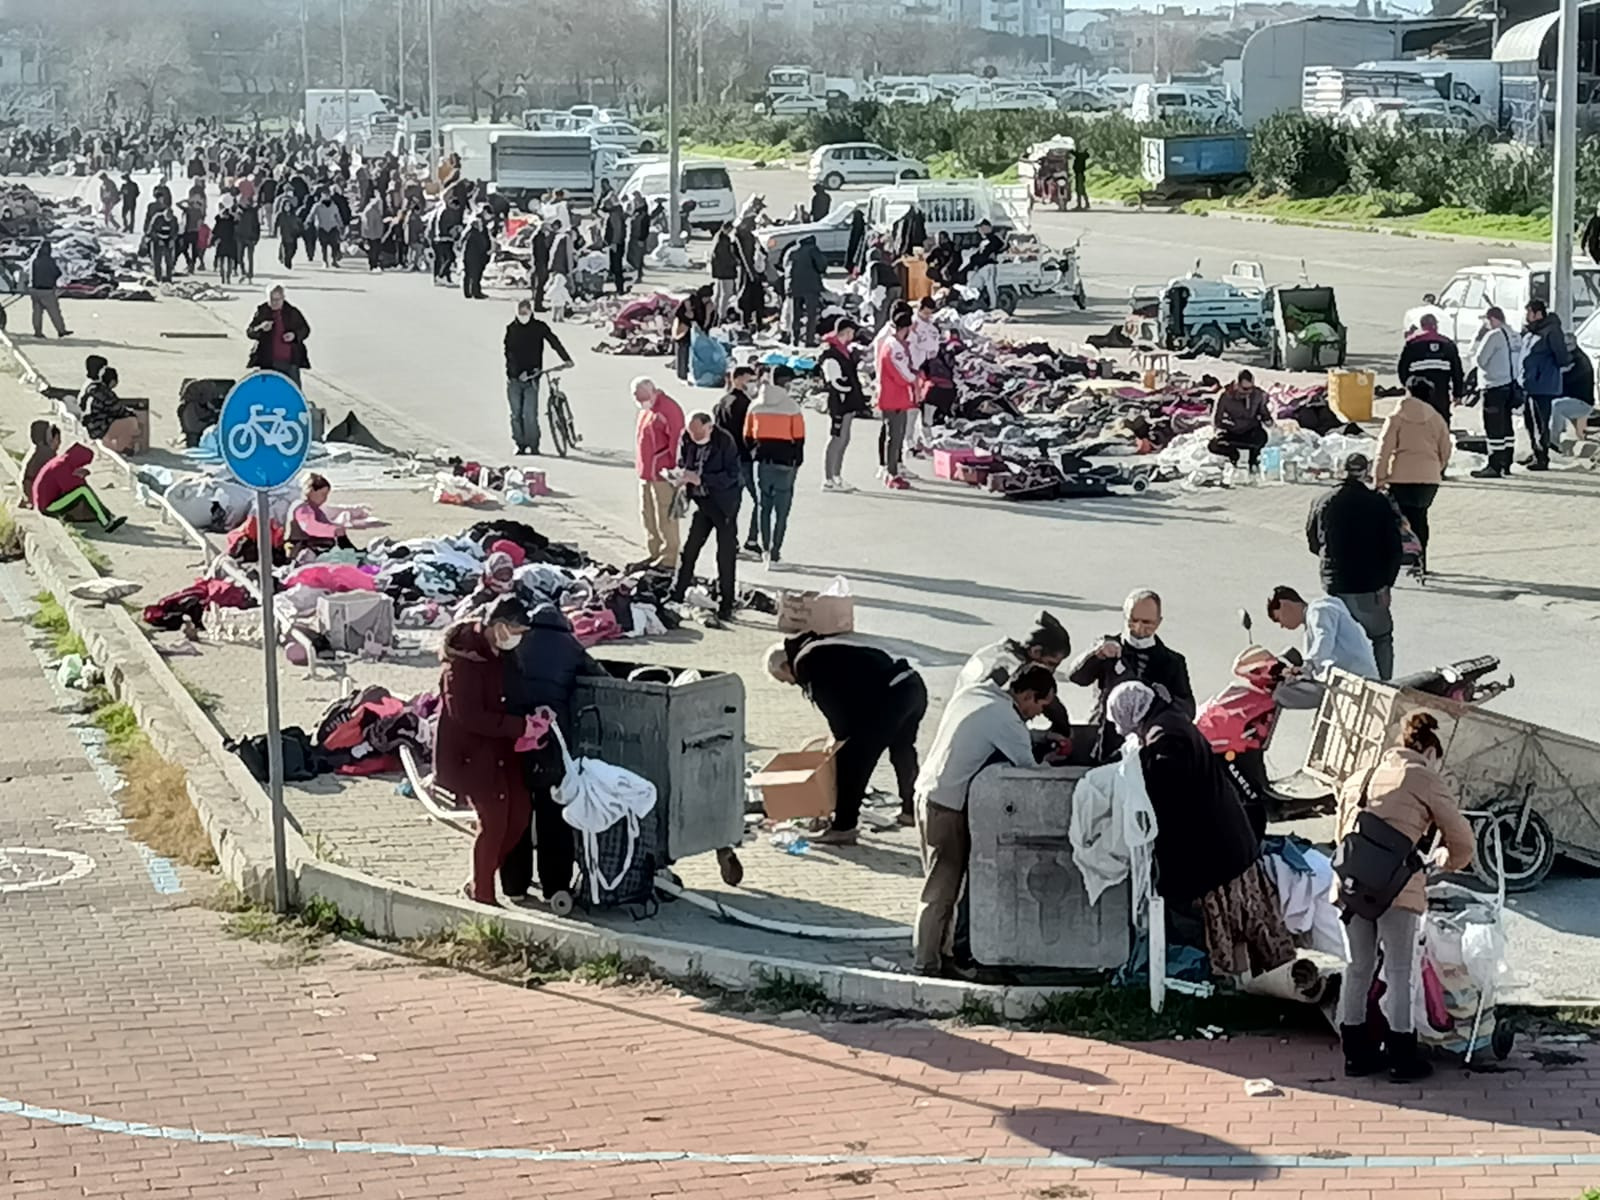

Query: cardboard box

[934,447,993,480]
[751,742,837,820]
[954,460,993,486]
[1328,369,1375,423]
[776,590,854,636]
[124,396,150,455]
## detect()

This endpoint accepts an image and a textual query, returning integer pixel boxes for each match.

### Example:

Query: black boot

[1385,1030,1434,1083]
[1340,1023,1384,1078]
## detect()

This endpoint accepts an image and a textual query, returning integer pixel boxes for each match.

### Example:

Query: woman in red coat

[435,595,535,905]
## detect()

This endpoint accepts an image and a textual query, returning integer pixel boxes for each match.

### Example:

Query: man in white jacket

[1469,305,1521,479]
[911,664,1056,976]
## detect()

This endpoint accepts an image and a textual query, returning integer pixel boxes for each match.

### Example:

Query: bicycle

[227,403,309,459]
[540,363,581,458]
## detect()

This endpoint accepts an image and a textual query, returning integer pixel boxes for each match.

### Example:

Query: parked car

[760,199,863,267]
[951,84,1057,113]
[619,159,737,232]
[769,94,827,115]
[808,143,928,190]
[1129,83,1237,126]
[585,120,659,154]
[1054,87,1111,112]
[1402,258,1600,344]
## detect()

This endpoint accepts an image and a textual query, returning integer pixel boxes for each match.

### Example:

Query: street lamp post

[1552,0,1578,328]
[398,0,406,109]
[300,0,310,115]
[340,0,351,150]
[667,0,681,246]
[426,0,439,176]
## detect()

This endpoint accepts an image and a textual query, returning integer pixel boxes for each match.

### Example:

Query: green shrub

[1250,112,1348,198]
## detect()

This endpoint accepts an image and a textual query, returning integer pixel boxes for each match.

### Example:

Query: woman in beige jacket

[1334,711,1475,1083]
[1376,378,1453,568]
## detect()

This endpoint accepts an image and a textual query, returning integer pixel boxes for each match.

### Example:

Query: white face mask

[1125,633,1157,650]
[516,312,531,323]
[491,628,523,652]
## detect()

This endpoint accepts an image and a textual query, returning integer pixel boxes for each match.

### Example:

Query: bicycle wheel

[549,395,573,458]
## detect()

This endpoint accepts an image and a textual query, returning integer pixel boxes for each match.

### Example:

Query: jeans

[1339,907,1421,1033]
[1549,396,1594,444]
[969,262,998,308]
[831,672,927,831]
[507,376,542,451]
[883,409,909,476]
[1481,383,1515,472]
[673,492,740,617]
[788,291,820,345]
[712,276,737,322]
[1334,587,1394,681]
[756,462,797,557]
[824,412,854,480]
[737,460,759,545]
[1387,482,1438,556]
[1208,426,1268,466]
[914,798,970,972]
[1524,393,1554,464]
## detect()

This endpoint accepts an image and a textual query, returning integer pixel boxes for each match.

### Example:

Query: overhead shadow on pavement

[1505,860,1600,936]
[1423,571,1600,605]
[854,593,990,627]
[96,523,196,553]
[999,1107,1272,1180]
[64,338,184,355]
[839,567,1118,614]
[855,486,1226,528]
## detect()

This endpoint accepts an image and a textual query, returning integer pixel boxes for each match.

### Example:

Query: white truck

[305,89,400,155]
[488,131,622,209]
[1302,67,1444,119]
[440,122,524,182]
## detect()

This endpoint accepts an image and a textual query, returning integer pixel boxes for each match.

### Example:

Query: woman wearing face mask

[434,594,539,906]
[1334,712,1474,1083]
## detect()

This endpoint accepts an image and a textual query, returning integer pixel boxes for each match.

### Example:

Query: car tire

[899,169,925,181]
[823,172,844,191]
[638,141,655,154]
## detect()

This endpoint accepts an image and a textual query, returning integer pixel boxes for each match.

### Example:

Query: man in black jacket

[502,603,610,903]
[461,215,491,300]
[118,172,140,233]
[1396,313,1462,423]
[810,181,831,222]
[24,240,69,339]
[710,222,739,323]
[671,413,743,622]
[766,632,928,843]
[1067,588,1194,762]
[1305,452,1402,678]
[713,365,760,552]
[784,234,827,346]
[504,297,572,455]
[603,198,628,296]
[529,220,551,309]
[145,200,180,282]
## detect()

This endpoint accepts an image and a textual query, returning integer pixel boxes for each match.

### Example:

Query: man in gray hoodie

[1470,305,1519,478]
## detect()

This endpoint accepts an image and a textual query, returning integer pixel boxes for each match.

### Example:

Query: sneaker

[821,478,838,492]
[875,466,888,483]
[1526,459,1550,472]
[1469,465,1504,479]
[833,479,856,493]
[886,475,911,490]
[1222,463,1237,488]
[104,516,127,533]
[743,539,762,554]
[58,329,74,339]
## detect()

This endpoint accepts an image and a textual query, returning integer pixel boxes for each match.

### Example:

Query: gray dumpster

[573,661,746,874]
[966,763,1133,969]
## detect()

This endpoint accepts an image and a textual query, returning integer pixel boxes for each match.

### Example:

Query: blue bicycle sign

[219,371,313,489]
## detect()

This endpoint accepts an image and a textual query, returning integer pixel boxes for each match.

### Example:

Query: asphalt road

[33,169,1600,1002]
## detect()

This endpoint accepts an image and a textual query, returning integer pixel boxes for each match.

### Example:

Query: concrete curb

[1193,206,1545,250]
[0,321,1073,1021]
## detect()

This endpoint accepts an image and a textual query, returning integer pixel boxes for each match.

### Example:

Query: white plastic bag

[430,472,497,507]
[552,726,658,906]
[818,574,851,598]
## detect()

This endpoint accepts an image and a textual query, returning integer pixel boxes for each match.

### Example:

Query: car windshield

[684,167,732,190]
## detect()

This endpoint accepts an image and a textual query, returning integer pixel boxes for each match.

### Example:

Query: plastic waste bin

[573,660,746,884]
[966,763,1133,969]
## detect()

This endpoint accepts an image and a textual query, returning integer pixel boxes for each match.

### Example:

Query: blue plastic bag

[690,329,729,388]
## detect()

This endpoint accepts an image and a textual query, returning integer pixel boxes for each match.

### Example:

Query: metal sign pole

[256,489,289,914]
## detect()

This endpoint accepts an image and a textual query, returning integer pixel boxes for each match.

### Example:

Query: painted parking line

[2,1096,1596,1175]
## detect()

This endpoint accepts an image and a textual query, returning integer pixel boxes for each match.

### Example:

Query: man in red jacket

[874,309,919,489]
[633,376,685,569]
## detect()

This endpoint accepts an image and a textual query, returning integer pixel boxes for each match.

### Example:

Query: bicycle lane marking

[1,1096,1596,1175]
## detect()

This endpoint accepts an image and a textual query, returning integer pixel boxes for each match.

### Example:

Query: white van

[618,159,737,232]
[1129,83,1236,125]
[864,180,1019,249]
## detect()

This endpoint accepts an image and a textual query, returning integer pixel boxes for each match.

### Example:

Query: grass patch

[1182,190,1550,242]
[683,138,793,164]
[747,969,831,1014]
[301,895,370,937]
[0,500,20,559]
[30,591,85,658]
[956,994,1002,1026]
[91,698,215,869]
[178,676,221,716]
[66,527,111,574]
[1025,985,1318,1042]
[925,150,1020,183]
[222,897,369,967]
[1084,167,1144,204]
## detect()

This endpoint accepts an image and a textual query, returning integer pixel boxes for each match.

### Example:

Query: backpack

[227,726,318,783]
[1332,767,1427,922]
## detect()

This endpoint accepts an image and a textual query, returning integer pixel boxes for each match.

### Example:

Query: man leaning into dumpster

[911,663,1057,977]
[765,632,928,845]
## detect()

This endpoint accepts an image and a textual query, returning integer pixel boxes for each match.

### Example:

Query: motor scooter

[1195,611,1513,833]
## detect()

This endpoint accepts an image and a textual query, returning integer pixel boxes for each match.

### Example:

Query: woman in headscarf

[286,472,354,559]
[454,550,517,619]
[1107,680,1292,979]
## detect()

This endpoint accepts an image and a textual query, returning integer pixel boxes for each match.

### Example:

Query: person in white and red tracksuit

[875,308,919,489]
[1396,312,1462,424]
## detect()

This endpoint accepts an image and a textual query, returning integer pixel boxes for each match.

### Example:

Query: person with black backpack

[1333,712,1475,1083]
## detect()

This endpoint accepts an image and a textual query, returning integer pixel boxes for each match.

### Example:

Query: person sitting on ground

[913,663,1058,977]
[76,354,108,414]
[81,366,140,454]
[1108,679,1289,981]
[1208,368,1272,482]
[19,420,59,508]
[1334,711,1474,1084]
[956,611,1075,743]
[286,472,355,558]
[1068,589,1195,763]
[766,633,929,841]
[31,442,125,533]
[1265,584,1379,709]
